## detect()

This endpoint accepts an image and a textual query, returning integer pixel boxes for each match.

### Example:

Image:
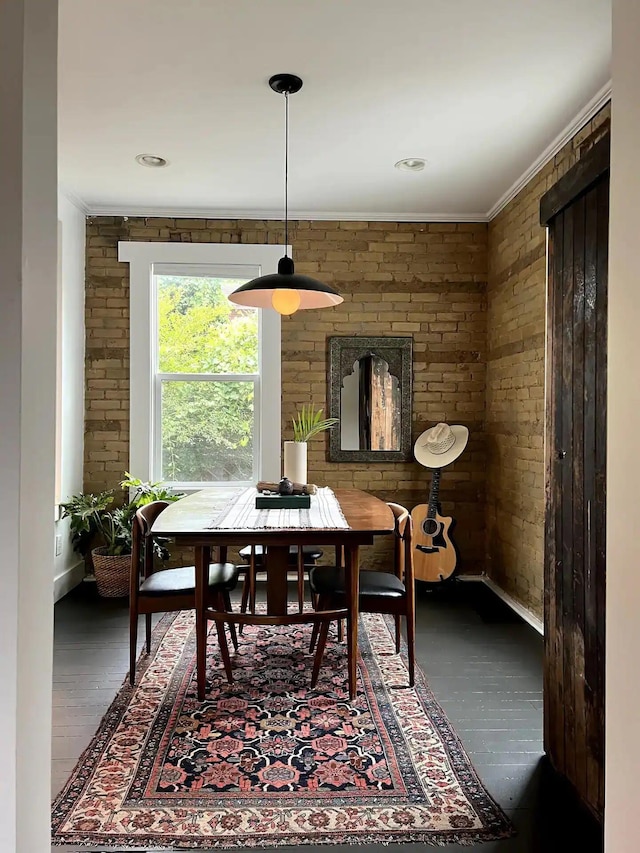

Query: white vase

[283,441,307,484]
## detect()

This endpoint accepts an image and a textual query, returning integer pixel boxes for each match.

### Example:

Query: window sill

[170,484,249,497]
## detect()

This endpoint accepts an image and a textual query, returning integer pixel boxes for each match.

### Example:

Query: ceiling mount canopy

[268,72,303,96]
[228,73,343,316]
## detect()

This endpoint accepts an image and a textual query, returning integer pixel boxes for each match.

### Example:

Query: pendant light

[228,74,343,316]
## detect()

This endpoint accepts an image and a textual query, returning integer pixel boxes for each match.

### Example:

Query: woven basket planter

[91,547,131,598]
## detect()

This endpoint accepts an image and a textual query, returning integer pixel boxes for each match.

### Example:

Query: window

[154,267,259,485]
[120,242,283,489]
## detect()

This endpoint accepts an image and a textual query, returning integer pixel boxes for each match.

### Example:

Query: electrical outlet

[55,534,63,557]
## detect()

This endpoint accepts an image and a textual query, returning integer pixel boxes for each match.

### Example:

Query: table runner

[209,486,350,530]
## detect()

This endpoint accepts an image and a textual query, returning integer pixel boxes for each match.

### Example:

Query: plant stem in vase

[287,404,339,484]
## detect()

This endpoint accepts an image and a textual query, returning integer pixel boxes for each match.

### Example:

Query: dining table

[151,487,394,701]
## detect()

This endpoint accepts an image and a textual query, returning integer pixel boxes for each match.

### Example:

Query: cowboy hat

[414,422,469,469]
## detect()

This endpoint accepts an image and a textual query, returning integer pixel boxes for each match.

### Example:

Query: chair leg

[309,621,319,653]
[129,609,138,686]
[213,593,233,683]
[240,572,249,613]
[239,573,248,635]
[145,614,152,653]
[394,614,401,654]
[309,594,328,652]
[337,618,344,642]
[297,548,304,613]
[223,590,238,651]
[310,619,331,688]
[406,612,416,688]
[249,547,257,614]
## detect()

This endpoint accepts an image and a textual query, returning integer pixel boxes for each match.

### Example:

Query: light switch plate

[55,534,63,556]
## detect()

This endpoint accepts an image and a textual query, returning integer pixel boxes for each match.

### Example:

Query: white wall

[606,2,640,849]
[0,1,58,850]
[0,6,24,845]
[54,193,86,601]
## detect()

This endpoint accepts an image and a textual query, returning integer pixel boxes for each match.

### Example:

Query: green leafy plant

[291,403,339,443]
[120,473,181,507]
[60,473,183,558]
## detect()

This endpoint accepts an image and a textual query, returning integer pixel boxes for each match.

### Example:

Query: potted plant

[284,403,339,483]
[60,473,183,598]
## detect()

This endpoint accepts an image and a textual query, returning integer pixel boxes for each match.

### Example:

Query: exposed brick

[485,102,610,618]
[84,216,488,571]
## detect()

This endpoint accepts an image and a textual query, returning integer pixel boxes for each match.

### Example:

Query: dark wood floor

[52,580,602,852]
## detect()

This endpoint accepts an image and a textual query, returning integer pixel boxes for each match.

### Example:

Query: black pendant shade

[229,256,343,311]
[228,74,343,315]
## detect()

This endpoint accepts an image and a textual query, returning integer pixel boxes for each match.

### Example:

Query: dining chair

[238,544,323,618]
[129,500,240,685]
[308,502,415,687]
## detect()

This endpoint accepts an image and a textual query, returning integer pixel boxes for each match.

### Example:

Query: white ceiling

[58,0,611,220]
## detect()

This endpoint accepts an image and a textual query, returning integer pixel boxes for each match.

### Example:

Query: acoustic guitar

[411,468,458,583]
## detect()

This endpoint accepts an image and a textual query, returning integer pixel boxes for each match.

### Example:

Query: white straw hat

[413,422,469,469]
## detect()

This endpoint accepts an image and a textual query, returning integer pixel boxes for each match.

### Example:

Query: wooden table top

[151,487,394,546]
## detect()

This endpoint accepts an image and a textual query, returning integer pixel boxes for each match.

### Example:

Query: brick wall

[85,218,488,571]
[485,104,610,617]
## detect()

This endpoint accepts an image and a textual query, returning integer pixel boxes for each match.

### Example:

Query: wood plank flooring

[52,579,602,852]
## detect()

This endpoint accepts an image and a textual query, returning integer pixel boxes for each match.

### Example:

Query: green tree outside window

[157,276,258,482]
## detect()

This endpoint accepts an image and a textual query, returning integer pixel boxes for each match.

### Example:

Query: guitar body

[411,505,457,582]
[411,469,458,583]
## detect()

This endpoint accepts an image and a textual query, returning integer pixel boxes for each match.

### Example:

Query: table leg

[345,544,360,700]
[195,545,210,701]
[265,545,290,616]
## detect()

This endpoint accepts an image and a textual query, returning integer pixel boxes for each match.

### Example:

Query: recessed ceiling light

[394,158,427,172]
[135,153,168,168]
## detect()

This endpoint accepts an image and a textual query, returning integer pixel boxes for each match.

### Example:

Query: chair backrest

[136,500,171,537]
[386,502,413,587]
[131,501,171,597]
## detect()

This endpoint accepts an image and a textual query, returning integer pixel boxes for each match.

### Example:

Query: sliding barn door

[540,134,609,821]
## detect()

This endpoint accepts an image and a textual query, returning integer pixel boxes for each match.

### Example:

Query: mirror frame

[328,335,413,462]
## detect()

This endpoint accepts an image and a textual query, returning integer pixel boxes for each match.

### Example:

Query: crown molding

[85,204,488,223]
[486,80,612,221]
[58,186,89,214]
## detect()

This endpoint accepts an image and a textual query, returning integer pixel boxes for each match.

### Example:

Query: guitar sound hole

[422,518,438,536]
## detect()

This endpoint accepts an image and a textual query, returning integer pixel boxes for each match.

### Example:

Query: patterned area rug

[51,611,512,848]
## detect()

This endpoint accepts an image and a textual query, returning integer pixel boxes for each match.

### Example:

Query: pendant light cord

[284,90,289,253]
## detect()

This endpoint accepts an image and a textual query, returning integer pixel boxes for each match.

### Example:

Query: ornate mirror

[328,336,412,462]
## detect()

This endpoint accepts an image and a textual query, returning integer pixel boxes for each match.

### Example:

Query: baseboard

[457,574,544,635]
[53,560,85,603]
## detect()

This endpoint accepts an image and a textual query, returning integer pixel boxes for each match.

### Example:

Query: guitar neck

[428,469,441,519]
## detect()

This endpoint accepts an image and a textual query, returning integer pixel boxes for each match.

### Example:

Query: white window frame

[119,241,283,491]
